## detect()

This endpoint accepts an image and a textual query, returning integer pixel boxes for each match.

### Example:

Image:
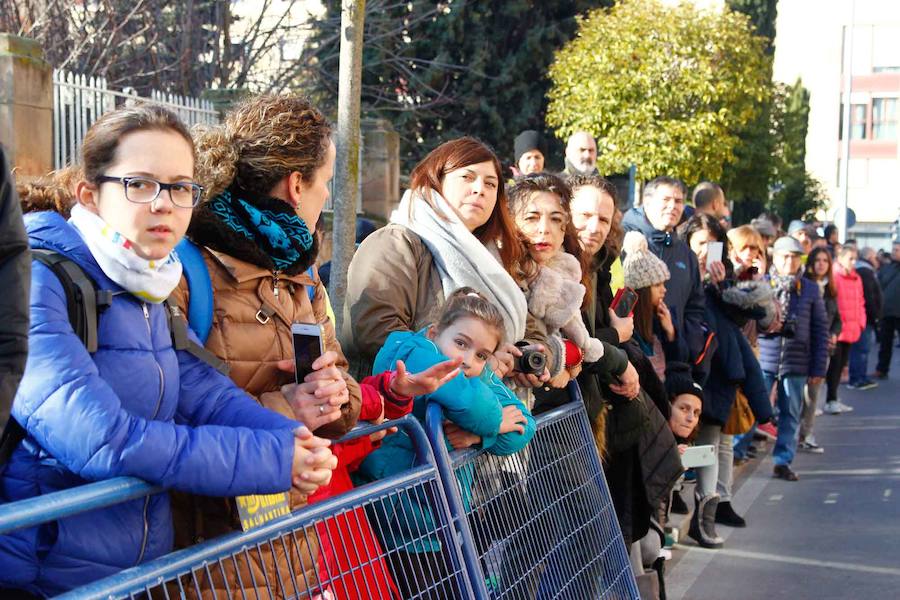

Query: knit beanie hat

[622,231,670,290]
[665,362,703,403]
[514,130,544,162]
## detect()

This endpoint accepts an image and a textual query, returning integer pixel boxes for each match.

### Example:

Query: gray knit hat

[622,231,670,289]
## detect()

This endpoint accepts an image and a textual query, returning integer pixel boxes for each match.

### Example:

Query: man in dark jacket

[848,247,882,389]
[876,241,900,378]
[0,146,30,440]
[757,237,828,481]
[622,176,707,370]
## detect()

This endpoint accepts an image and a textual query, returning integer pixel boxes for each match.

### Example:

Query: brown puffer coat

[169,208,361,599]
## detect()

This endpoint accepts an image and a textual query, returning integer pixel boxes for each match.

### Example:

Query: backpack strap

[2,249,112,466]
[165,302,230,376]
[306,265,316,302]
[175,238,215,344]
[31,248,112,353]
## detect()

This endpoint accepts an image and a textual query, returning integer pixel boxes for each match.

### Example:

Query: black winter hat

[514,130,544,162]
[665,362,703,402]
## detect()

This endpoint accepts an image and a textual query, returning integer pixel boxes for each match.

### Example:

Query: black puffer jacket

[0,147,30,431]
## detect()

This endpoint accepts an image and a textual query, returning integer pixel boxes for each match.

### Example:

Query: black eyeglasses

[96,175,203,208]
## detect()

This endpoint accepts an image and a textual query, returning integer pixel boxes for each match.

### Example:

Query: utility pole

[837,0,856,244]
[329,0,365,334]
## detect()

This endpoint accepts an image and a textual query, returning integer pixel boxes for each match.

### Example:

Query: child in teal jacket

[355,287,535,598]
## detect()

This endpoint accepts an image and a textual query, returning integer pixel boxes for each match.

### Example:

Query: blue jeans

[849,325,874,385]
[764,371,806,466]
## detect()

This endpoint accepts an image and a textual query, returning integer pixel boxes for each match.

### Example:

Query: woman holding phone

[167,94,362,598]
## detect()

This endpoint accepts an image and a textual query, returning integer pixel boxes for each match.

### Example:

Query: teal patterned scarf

[207,188,314,272]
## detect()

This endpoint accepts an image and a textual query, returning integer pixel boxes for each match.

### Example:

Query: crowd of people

[0,97,898,599]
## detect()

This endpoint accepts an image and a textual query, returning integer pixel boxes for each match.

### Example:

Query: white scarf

[391,189,527,342]
[69,204,183,304]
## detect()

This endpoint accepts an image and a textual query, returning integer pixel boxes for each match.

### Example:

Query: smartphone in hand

[706,241,724,268]
[611,287,639,318]
[291,322,324,384]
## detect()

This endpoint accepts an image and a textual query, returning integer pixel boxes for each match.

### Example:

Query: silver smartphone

[680,444,716,469]
[291,322,324,384]
[706,241,724,268]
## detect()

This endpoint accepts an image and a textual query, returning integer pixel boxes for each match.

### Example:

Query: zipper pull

[273,271,280,298]
[142,303,150,319]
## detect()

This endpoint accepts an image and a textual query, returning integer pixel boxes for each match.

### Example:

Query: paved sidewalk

[665,352,900,600]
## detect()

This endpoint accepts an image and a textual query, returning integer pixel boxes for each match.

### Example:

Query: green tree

[546,0,772,185]
[303,0,601,172]
[723,0,777,217]
[768,79,828,221]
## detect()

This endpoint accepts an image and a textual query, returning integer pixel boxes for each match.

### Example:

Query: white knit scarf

[391,189,527,342]
[69,203,183,304]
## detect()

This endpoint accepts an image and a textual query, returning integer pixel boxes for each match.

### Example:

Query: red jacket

[309,371,411,599]
[833,264,866,344]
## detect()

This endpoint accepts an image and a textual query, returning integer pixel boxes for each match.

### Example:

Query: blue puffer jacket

[701,288,773,425]
[354,330,535,553]
[622,207,707,365]
[758,275,829,378]
[0,212,299,597]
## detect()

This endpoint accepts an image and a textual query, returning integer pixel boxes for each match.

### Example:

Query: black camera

[781,317,797,339]
[513,342,546,375]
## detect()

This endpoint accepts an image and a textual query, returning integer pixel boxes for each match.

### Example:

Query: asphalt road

[667,350,900,600]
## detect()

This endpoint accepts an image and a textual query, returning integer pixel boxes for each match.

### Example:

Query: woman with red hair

[342,137,560,390]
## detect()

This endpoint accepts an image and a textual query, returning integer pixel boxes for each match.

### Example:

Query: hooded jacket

[621,207,706,365]
[758,274,829,378]
[833,263,866,344]
[0,212,298,597]
[854,260,882,328]
[0,147,29,430]
[354,329,534,553]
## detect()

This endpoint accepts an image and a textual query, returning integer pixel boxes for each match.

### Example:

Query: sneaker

[824,401,842,415]
[874,371,888,380]
[836,401,854,413]
[756,422,777,441]
[799,440,825,454]
[815,408,823,417]
[773,464,799,481]
[848,380,878,391]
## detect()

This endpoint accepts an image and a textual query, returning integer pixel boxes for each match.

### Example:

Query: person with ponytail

[1,105,337,598]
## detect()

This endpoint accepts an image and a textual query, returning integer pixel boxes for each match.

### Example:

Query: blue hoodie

[622,207,707,365]
[0,212,299,596]
[355,329,535,553]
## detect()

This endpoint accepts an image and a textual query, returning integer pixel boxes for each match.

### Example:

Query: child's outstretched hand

[499,405,527,435]
[390,358,462,398]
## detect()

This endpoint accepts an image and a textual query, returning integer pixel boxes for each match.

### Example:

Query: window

[840,104,869,140]
[872,98,897,140]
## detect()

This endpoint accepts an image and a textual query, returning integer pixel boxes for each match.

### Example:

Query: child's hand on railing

[498,405,527,435]
[443,421,482,450]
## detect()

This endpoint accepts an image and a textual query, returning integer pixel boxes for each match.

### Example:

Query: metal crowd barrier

[425,382,640,600]
[0,388,639,599]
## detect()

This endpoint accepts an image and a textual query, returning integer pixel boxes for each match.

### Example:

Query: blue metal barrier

[8,417,474,600]
[425,382,640,600]
[1,388,639,599]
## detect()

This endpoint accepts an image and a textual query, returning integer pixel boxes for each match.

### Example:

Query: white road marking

[686,547,900,578]
[767,494,783,503]
[824,492,839,505]
[884,489,892,501]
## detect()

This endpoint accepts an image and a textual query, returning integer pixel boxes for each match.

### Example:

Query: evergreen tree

[303,0,601,172]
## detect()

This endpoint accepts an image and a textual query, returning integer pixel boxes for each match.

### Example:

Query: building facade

[774,1,900,249]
